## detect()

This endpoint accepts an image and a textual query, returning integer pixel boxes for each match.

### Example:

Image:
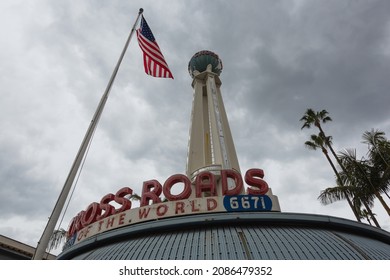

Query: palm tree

[362,129,390,199]
[339,149,390,216]
[318,155,381,227]
[300,109,347,174]
[318,184,379,226]
[360,209,376,226]
[48,228,67,252]
[305,134,338,176]
[300,109,333,131]
[362,129,390,168]
[305,133,361,221]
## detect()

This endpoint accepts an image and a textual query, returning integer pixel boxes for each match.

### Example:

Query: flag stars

[140,17,155,42]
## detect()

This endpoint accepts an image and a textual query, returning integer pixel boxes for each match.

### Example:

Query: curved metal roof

[58,212,390,260]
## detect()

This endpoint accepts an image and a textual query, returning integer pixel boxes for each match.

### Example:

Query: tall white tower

[186,50,243,195]
[186,51,280,210]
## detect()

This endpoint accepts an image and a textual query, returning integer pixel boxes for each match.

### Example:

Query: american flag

[136,16,174,79]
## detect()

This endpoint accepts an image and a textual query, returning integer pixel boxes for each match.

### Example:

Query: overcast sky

[1,0,390,256]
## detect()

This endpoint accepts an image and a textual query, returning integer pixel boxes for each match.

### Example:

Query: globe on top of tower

[188,50,223,78]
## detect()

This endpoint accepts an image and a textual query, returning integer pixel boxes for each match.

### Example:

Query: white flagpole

[32,8,144,260]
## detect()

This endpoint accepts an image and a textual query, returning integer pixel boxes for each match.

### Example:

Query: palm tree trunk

[374,191,390,216]
[322,148,361,222]
[362,201,381,228]
[317,125,348,174]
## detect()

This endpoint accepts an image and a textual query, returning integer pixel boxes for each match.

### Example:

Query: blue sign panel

[223,195,273,212]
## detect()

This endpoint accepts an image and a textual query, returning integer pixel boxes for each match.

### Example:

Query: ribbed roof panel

[60,213,390,260]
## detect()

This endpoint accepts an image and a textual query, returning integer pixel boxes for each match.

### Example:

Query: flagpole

[32,8,144,260]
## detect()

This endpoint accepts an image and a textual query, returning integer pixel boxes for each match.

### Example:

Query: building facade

[0,235,56,260]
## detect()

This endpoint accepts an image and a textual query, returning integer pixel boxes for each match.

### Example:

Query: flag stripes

[136,16,173,79]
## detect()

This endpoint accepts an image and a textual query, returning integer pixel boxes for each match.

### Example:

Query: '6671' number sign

[223,195,272,211]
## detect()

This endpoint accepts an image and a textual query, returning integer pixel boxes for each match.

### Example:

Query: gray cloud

[1,0,389,254]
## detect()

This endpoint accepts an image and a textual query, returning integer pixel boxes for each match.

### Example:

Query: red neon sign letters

[67,168,269,237]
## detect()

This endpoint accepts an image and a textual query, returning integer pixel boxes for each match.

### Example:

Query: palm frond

[318,185,351,205]
[48,228,67,251]
[130,193,141,201]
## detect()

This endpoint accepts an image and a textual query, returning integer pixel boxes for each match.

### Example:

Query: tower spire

[186,51,241,187]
